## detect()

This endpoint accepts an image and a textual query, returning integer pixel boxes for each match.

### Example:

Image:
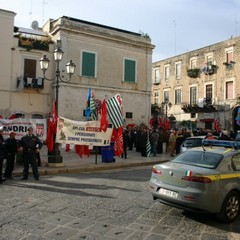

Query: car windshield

[172,151,223,169]
[182,138,204,147]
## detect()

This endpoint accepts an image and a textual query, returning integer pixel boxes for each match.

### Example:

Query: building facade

[152,36,240,133]
[0,9,154,126]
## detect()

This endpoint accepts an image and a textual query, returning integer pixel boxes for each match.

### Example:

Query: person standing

[168,130,177,157]
[150,129,159,156]
[19,127,42,180]
[0,126,6,183]
[121,128,129,159]
[4,131,18,179]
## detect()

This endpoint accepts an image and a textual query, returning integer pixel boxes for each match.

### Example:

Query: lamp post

[161,99,172,119]
[40,40,76,166]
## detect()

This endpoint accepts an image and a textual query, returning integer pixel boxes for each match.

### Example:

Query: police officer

[19,127,42,180]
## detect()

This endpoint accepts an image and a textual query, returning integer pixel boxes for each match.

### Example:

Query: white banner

[56,116,113,147]
[0,118,47,141]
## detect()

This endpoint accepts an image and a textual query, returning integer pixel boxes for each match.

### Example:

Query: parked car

[180,136,206,153]
[235,132,240,141]
[149,139,240,223]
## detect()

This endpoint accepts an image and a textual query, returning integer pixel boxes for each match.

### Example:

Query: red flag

[9,114,16,119]
[75,145,90,158]
[52,101,58,135]
[114,127,123,157]
[100,99,108,132]
[65,144,71,152]
[149,118,154,128]
[46,118,54,151]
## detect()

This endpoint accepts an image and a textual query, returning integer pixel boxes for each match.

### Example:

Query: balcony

[182,103,217,113]
[17,77,44,90]
[187,68,200,78]
[202,64,217,75]
[223,61,235,70]
[17,36,53,51]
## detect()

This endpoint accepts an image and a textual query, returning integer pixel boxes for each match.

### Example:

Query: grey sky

[1,0,239,62]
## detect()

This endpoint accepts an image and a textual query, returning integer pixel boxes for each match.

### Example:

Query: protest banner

[56,116,113,147]
[0,118,47,141]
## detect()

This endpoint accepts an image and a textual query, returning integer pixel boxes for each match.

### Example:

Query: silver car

[180,136,207,153]
[149,139,240,223]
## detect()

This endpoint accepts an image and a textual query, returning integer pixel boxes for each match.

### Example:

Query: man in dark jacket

[4,131,18,179]
[0,126,6,183]
[19,127,42,180]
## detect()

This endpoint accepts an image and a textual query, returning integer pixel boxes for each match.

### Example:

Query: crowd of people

[0,126,42,184]
[121,125,237,159]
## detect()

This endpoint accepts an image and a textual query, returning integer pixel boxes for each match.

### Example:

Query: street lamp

[161,98,172,119]
[40,40,76,166]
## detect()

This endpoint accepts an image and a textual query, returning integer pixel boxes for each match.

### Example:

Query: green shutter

[82,52,95,77]
[124,59,136,82]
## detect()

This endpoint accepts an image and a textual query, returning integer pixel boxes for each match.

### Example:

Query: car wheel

[216,191,240,223]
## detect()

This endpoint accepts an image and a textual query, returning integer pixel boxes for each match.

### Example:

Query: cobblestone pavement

[1,166,240,240]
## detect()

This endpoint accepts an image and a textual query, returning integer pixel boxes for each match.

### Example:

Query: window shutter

[82,52,95,77]
[124,59,136,82]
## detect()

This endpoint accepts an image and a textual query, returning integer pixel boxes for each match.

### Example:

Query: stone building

[0,8,154,126]
[152,36,240,132]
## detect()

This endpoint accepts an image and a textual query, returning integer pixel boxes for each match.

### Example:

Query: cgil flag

[90,90,98,120]
[146,131,151,157]
[106,94,124,129]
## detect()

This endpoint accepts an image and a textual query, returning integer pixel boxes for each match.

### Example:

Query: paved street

[1,166,240,240]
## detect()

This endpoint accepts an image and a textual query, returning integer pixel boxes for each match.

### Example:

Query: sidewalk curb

[12,160,168,177]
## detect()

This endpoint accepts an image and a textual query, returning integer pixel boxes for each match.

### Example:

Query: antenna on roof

[42,0,47,26]
[29,0,32,27]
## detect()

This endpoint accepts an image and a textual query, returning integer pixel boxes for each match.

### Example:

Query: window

[164,66,170,81]
[175,63,181,80]
[190,86,197,105]
[175,89,181,104]
[24,59,36,78]
[125,112,133,119]
[190,59,197,69]
[191,113,196,118]
[232,154,240,171]
[206,84,213,99]
[124,59,136,83]
[23,58,44,89]
[164,91,169,102]
[226,50,233,64]
[81,51,96,77]
[31,114,44,119]
[226,81,233,99]
[153,68,160,84]
[206,55,213,65]
[154,91,159,104]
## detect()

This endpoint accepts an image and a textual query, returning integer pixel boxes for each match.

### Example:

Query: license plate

[158,188,178,198]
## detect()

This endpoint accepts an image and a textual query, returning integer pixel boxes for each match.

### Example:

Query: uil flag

[106,94,124,129]
[100,99,108,132]
[85,88,91,120]
[235,107,240,126]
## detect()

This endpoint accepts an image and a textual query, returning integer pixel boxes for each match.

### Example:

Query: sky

[1,0,240,62]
